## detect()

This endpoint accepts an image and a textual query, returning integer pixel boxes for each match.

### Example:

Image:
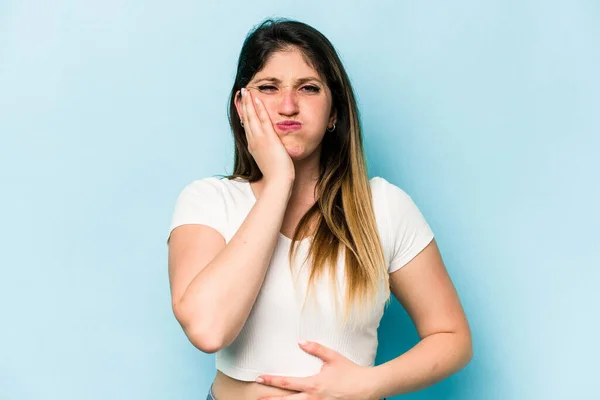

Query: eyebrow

[252,77,323,85]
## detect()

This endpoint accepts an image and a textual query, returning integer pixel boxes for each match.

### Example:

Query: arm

[365,239,473,398]
[168,180,292,353]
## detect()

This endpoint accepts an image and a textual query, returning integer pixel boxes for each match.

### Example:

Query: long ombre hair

[217,18,390,325]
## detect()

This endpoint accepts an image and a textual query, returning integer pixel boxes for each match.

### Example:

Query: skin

[213,48,473,399]
[234,47,337,208]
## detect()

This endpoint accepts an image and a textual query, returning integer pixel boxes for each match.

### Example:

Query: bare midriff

[211,370,300,400]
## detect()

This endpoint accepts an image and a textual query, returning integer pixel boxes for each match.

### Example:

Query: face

[235,48,337,160]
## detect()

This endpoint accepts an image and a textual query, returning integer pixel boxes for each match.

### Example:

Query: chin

[283,137,321,160]
[286,146,306,159]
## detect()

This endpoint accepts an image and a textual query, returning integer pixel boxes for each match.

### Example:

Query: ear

[328,107,337,127]
[234,90,243,122]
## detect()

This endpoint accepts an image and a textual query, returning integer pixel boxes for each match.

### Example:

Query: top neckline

[235,178,312,244]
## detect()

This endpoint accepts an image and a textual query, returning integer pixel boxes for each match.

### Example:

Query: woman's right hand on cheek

[240,87,296,186]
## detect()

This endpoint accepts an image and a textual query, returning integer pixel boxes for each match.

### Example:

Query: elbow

[172,302,225,354]
[187,329,225,354]
[459,329,474,368]
[462,342,474,367]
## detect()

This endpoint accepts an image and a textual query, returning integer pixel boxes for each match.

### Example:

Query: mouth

[275,121,302,132]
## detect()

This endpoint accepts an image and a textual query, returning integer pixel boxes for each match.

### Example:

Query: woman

[167,18,472,400]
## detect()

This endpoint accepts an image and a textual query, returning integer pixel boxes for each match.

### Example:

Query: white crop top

[167,176,434,381]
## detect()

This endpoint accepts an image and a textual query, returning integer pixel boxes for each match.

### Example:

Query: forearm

[178,182,293,350]
[365,331,473,398]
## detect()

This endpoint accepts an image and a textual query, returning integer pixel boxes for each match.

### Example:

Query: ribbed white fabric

[167,176,434,381]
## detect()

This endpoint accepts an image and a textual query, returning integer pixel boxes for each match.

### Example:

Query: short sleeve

[383,180,435,274]
[166,178,227,244]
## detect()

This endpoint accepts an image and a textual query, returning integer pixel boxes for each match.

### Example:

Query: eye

[301,85,321,93]
[258,85,277,92]
[256,84,321,94]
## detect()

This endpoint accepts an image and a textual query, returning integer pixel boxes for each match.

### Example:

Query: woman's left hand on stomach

[255,340,375,400]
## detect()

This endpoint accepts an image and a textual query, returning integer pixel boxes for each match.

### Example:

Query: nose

[277,87,299,116]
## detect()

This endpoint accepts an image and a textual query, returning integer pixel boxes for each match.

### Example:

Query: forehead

[252,49,322,82]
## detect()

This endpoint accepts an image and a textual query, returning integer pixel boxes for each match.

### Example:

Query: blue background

[1,1,598,399]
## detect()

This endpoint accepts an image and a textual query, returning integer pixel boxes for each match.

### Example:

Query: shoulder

[369,176,414,211]
[369,176,434,273]
[369,175,430,223]
[177,176,248,199]
[181,176,226,193]
[169,177,230,219]
[174,176,255,218]
[167,177,230,242]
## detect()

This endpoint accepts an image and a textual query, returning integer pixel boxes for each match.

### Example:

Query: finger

[256,375,313,392]
[245,88,263,137]
[253,95,277,136]
[299,340,339,363]
[241,88,253,137]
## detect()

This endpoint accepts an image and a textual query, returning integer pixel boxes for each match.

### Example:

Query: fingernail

[241,88,246,97]
[298,339,308,346]
[255,377,264,383]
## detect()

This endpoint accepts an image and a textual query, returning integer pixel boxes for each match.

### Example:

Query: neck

[289,152,321,204]
[252,154,320,205]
